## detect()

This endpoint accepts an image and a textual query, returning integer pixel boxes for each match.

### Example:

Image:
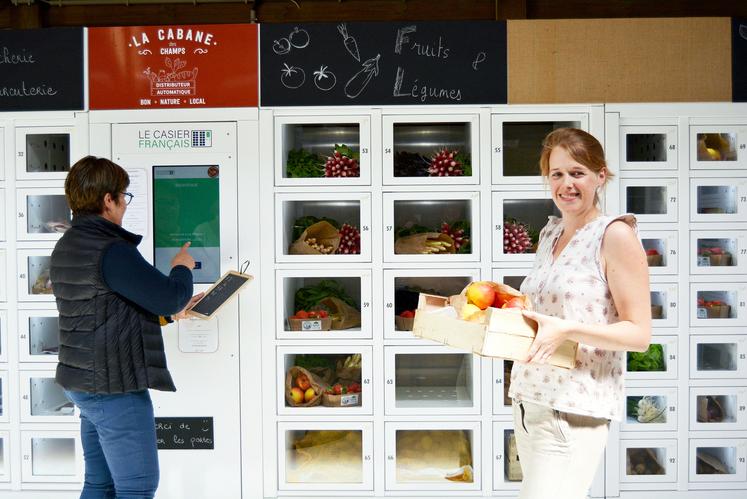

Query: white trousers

[512,400,609,499]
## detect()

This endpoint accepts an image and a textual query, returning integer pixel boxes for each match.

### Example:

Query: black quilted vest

[51,215,176,393]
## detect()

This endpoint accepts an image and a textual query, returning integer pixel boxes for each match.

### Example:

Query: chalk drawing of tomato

[280,63,305,89]
[313,65,337,91]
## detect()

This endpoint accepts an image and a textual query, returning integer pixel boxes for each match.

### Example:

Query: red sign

[89,24,258,109]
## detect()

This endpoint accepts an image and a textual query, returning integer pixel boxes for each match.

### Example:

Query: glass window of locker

[696,237,736,268]
[26,194,71,235]
[31,437,76,476]
[28,315,60,357]
[27,255,53,296]
[502,428,522,484]
[393,275,471,332]
[501,120,580,177]
[29,377,74,417]
[0,433,6,480]
[24,134,71,173]
[395,429,474,483]
[625,133,669,163]
[284,428,364,484]
[696,133,738,162]
[281,123,361,179]
[689,439,747,483]
[696,185,737,215]
[696,395,738,424]
[698,343,738,372]
[627,342,668,374]
[696,290,736,319]
[282,276,362,333]
[502,198,560,255]
[0,374,5,420]
[392,352,474,410]
[0,312,5,362]
[281,351,367,410]
[625,446,668,476]
[392,122,472,178]
[0,250,6,303]
[626,186,668,215]
[281,199,362,256]
[393,199,473,255]
[626,395,670,427]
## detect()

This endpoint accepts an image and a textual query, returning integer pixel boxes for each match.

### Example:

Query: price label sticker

[697,307,708,319]
[302,320,322,331]
[698,256,711,267]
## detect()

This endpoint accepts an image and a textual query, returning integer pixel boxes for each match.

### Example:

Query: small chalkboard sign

[733,18,747,102]
[0,27,84,111]
[188,271,253,319]
[260,21,506,106]
[155,417,214,450]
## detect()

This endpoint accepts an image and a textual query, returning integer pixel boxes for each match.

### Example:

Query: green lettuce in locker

[153,165,220,283]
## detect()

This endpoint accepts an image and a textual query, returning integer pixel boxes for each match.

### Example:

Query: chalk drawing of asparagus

[337,23,361,62]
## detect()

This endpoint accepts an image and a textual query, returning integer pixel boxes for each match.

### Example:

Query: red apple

[466,281,496,310]
[502,297,525,309]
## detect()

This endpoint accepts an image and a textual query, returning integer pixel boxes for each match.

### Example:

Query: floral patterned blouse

[508,214,638,421]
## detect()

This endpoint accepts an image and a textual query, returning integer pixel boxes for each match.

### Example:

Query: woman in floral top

[509,128,651,499]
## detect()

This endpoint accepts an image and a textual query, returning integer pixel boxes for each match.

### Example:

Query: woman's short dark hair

[65,156,130,216]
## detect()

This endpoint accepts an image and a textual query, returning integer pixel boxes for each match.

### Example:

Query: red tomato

[296,310,309,319]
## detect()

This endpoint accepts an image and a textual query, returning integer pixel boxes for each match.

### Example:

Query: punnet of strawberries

[697,298,725,308]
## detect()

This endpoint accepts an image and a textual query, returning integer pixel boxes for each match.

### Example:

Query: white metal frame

[689,334,747,379]
[382,112,481,186]
[18,309,59,363]
[0,189,5,242]
[650,281,678,328]
[690,229,747,275]
[621,384,678,432]
[689,386,747,431]
[689,177,747,223]
[625,333,679,381]
[15,186,70,242]
[491,358,514,415]
[619,123,679,171]
[491,112,590,185]
[688,438,747,485]
[620,177,678,223]
[276,345,373,416]
[689,282,747,327]
[16,248,55,303]
[0,370,8,424]
[275,268,372,340]
[639,229,678,275]
[382,191,480,263]
[492,421,521,491]
[384,420,481,492]
[20,430,83,484]
[0,249,6,304]
[276,421,374,492]
[19,370,77,423]
[275,191,372,263]
[383,344,481,416]
[689,125,747,170]
[274,114,372,187]
[0,310,7,364]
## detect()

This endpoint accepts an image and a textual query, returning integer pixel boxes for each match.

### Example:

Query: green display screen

[153,165,220,283]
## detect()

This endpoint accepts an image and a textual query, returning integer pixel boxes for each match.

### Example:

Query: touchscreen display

[153,165,220,283]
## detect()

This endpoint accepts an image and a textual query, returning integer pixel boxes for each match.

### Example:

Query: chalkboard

[260,21,506,106]
[188,271,253,319]
[0,27,84,111]
[155,417,214,450]
[733,18,747,102]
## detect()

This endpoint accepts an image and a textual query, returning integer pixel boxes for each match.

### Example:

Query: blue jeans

[65,390,159,499]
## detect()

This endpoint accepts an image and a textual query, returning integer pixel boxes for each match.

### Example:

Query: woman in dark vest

[51,156,202,499]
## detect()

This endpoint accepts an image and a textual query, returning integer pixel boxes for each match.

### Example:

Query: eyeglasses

[122,192,134,205]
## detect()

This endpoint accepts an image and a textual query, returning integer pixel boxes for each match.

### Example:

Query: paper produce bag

[289,221,341,255]
[285,366,327,407]
[319,296,361,330]
[394,232,455,255]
